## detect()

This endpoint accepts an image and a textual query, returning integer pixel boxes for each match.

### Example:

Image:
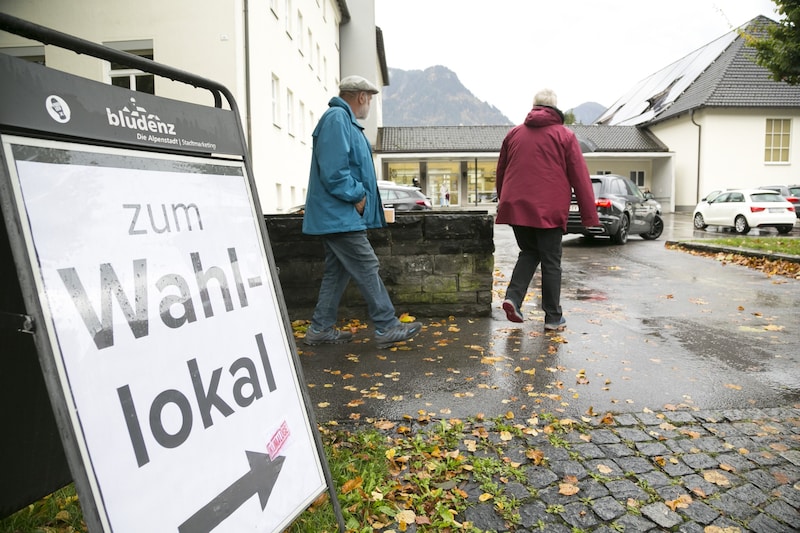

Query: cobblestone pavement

[446,407,800,532]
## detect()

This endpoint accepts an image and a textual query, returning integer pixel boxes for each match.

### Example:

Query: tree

[563,110,577,125]
[751,0,800,84]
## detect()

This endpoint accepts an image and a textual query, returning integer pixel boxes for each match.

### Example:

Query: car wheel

[640,214,664,240]
[611,214,629,245]
[734,215,750,234]
[693,213,707,229]
[777,225,793,235]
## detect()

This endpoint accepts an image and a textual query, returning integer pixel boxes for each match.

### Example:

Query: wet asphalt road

[297,214,800,424]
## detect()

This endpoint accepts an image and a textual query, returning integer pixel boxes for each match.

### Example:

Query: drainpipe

[474,157,478,206]
[691,109,701,204]
[243,0,253,151]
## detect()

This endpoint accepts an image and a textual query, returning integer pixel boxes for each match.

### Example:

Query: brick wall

[264,212,495,320]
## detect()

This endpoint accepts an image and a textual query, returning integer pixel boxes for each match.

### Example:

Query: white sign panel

[3,137,326,532]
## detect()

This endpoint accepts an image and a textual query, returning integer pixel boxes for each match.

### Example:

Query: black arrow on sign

[178,451,285,533]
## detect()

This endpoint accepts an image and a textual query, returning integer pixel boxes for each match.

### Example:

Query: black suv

[566,174,663,244]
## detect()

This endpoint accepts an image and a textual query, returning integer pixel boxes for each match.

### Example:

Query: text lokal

[118,332,277,467]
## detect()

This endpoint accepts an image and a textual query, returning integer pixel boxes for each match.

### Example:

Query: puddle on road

[574,288,608,301]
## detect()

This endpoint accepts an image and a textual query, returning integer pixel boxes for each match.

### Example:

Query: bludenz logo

[106,97,176,135]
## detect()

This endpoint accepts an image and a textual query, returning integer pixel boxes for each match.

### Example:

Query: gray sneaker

[304,327,353,346]
[375,322,422,348]
[544,317,566,331]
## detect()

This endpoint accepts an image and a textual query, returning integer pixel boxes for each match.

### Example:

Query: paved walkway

[439,407,800,532]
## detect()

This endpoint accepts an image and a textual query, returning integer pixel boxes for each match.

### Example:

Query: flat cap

[339,75,380,94]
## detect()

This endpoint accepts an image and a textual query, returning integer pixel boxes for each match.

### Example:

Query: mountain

[568,101,607,125]
[382,66,513,126]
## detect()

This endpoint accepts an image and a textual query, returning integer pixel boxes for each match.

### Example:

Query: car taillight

[789,206,796,212]
[596,198,612,208]
[750,207,765,212]
[787,196,799,203]
[417,200,430,207]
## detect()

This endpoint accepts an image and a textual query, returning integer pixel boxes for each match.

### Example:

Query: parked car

[758,185,800,218]
[378,181,432,211]
[566,174,663,244]
[692,188,795,234]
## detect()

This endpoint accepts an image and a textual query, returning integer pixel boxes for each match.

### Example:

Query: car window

[609,179,626,196]
[624,179,645,199]
[750,192,784,203]
[591,180,602,196]
[705,190,722,202]
[789,186,800,196]
[729,193,744,202]
[713,192,731,203]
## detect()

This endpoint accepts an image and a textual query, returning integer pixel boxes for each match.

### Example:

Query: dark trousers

[504,226,563,323]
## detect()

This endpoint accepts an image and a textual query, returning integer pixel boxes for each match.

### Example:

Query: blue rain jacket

[302,97,385,235]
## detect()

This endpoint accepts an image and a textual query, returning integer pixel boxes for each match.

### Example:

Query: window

[271,75,281,127]
[284,0,293,36]
[630,170,645,187]
[270,0,278,17]
[104,41,155,94]
[286,89,295,136]
[307,29,314,67]
[765,118,791,163]
[296,12,304,52]
[3,45,45,65]
[275,183,283,211]
[298,101,306,140]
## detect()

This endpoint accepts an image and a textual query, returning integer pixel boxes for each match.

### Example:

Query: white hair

[533,88,558,107]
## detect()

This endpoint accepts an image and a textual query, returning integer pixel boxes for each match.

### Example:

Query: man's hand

[355,196,366,215]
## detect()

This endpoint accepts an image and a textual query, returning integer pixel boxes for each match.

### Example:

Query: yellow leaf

[558,483,580,496]
[596,464,612,474]
[764,323,784,331]
[396,509,416,525]
[479,493,494,502]
[385,448,396,460]
[375,420,396,430]
[665,494,692,511]
[398,313,416,323]
[526,448,545,465]
[341,476,363,493]
[703,470,731,487]
[499,430,513,441]
[724,383,742,390]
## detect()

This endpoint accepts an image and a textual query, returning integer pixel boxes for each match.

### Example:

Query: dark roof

[570,125,668,152]
[649,16,800,124]
[597,16,800,126]
[378,125,511,153]
[376,124,668,154]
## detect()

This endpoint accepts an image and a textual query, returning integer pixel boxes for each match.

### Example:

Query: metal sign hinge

[0,311,35,334]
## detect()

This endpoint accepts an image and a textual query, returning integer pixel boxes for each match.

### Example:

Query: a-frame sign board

[0,14,344,532]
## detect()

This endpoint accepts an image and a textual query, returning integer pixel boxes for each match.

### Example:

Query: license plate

[569,204,580,212]
[769,208,785,213]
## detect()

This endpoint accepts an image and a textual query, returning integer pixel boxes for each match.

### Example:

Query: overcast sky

[375,0,780,120]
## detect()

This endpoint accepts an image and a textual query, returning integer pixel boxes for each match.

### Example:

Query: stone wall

[264,211,495,320]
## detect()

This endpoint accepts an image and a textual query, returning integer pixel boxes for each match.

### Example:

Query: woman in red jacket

[495,88,600,331]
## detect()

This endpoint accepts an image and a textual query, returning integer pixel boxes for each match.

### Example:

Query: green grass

[0,485,86,533]
[0,423,483,533]
[698,236,800,256]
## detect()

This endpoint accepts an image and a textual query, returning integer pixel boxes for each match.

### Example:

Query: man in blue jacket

[302,75,421,348]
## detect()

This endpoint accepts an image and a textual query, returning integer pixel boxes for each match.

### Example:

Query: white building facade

[0,0,385,213]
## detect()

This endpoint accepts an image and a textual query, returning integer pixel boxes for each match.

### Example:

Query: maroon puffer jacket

[495,106,600,230]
